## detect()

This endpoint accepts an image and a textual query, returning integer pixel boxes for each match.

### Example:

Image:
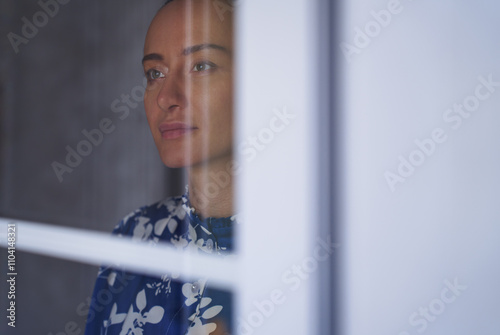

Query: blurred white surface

[340,0,500,334]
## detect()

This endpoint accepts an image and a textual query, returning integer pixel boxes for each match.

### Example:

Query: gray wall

[0,0,183,333]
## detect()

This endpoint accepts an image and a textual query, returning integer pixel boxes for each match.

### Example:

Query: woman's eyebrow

[142,53,163,65]
[142,44,230,65]
[182,43,230,56]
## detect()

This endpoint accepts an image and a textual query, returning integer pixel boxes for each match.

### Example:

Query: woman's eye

[192,62,215,72]
[146,69,165,81]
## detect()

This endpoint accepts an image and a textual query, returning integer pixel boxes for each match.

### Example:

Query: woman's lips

[159,122,197,140]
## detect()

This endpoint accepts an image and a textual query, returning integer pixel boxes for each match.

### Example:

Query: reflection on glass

[85,0,236,334]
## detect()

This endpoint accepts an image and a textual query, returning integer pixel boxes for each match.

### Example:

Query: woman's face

[143,0,233,168]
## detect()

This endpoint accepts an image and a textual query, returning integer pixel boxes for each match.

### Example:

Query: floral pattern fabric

[85,188,236,335]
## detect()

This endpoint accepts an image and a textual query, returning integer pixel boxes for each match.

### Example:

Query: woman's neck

[187,155,234,219]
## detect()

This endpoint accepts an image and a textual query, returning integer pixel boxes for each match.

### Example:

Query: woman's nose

[157,73,188,113]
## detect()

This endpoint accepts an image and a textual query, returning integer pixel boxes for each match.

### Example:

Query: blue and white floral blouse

[85,187,236,335]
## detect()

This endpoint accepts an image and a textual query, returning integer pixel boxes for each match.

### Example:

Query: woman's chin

[161,154,199,169]
[162,158,187,169]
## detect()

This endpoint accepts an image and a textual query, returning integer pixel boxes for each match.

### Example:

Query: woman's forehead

[144,0,233,55]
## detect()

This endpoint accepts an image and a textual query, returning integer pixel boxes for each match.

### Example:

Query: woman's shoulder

[111,194,188,242]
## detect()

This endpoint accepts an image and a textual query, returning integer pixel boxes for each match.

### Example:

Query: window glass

[0,1,238,334]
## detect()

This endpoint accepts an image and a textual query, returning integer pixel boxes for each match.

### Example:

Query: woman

[85,0,236,334]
